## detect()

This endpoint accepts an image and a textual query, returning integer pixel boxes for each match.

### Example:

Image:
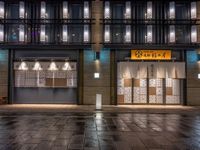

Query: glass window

[112,25,123,43]
[176,25,189,43]
[176,3,189,19]
[68,25,83,43]
[7,25,19,43]
[7,3,19,19]
[70,4,82,19]
[113,4,124,19]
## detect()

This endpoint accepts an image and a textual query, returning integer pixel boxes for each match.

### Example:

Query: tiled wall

[0,50,8,103]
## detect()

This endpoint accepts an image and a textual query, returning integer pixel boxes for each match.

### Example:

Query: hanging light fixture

[18,61,28,70]
[48,61,58,71]
[62,61,71,71]
[32,61,43,71]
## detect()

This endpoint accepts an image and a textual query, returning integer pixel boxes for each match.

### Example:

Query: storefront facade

[0,0,200,105]
[116,50,186,105]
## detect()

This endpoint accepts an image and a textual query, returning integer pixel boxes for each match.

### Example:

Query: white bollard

[96,94,102,110]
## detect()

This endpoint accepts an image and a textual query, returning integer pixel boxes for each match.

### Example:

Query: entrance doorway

[117,62,185,105]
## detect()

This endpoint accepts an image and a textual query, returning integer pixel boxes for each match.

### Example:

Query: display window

[14,61,77,88]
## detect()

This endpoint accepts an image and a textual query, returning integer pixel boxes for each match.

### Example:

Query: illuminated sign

[131,50,171,60]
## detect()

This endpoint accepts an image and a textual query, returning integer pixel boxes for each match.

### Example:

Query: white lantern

[62,25,68,42]
[147,1,152,19]
[125,25,131,43]
[147,25,152,43]
[169,25,175,43]
[63,1,68,19]
[191,25,197,43]
[191,2,197,19]
[104,25,110,42]
[169,2,175,19]
[125,1,131,19]
[41,1,46,19]
[84,24,89,42]
[84,1,89,19]
[0,24,4,42]
[19,25,25,42]
[0,1,4,19]
[104,1,110,19]
[19,1,25,19]
[40,25,46,42]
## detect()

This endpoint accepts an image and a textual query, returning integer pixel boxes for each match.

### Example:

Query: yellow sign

[131,50,171,60]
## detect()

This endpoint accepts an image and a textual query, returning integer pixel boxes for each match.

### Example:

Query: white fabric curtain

[175,62,185,79]
[118,62,186,79]
[138,62,147,79]
[157,63,166,78]
[147,62,157,79]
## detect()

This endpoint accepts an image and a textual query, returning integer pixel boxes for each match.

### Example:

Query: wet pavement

[0,111,200,150]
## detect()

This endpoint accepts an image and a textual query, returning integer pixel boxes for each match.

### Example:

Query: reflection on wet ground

[0,112,200,150]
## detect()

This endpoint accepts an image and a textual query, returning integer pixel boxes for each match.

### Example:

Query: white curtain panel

[118,62,185,79]
[147,62,157,79]
[156,63,166,78]
[138,63,148,79]
[175,62,185,79]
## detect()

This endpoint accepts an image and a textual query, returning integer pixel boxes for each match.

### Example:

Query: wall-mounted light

[32,61,43,71]
[169,1,175,19]
[0,24,4,42]
[48,62,58,71]
[19,1,25,19]
[198,73,200,79]
[41,1,46,19]
[62,25,68,42]
[104,25,110,42]
[125,1,131,19]
[191,25,197,43]
[18,61,28,70]
[19,25,25,42]
[94,72,100,79]
[147,1,152,19]
[84,24,89,42]
[146,25,152,43]
[84,1,89,19]
[63,1,68,19]
[191,2,197,19]
[0,1,4,19]
[104,1,110,19]
[94,51,100,61]
[169,25,175,43]
[40,25,46,42]
[125,25,131,43]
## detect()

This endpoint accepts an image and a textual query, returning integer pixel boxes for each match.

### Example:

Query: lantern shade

[18,61,28,70]
[33,62,43,71]
[62,62,71,70]
[48,62,58,71]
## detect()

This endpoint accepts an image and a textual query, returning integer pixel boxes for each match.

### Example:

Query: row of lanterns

[18,61,71,71]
